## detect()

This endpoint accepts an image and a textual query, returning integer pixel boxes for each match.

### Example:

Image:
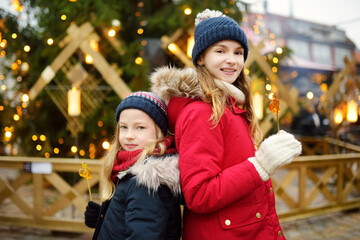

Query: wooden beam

[29,23,94,100]
[247,41,299,114]
[79,36,131,99]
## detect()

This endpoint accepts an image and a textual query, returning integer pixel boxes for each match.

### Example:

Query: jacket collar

[151,66,246,133]
[128,154,181,197]
[150,66,245,105]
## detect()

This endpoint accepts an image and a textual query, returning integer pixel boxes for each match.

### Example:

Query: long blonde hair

[196,65,263,144]
[101,124,166,200]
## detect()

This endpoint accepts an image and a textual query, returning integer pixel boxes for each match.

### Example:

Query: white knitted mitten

[249,130,302,181]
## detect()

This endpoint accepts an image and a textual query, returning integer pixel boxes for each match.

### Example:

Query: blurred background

[0,0,359,239]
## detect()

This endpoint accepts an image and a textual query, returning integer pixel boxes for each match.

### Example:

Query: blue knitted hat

[115,91,168,136]
[192,9,249,67]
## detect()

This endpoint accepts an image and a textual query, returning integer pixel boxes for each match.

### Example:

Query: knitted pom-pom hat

[115,91,168,136]
[192,9,249,67]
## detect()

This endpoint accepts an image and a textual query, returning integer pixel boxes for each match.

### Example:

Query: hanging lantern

[187,36,194,58]
[334,107,343,124]
[68,87,81,116]
[253,92,263,120]
[346,99,358,123]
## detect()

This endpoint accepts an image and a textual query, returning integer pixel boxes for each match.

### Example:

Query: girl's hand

[84,201,101,228]
[249,130,302,181]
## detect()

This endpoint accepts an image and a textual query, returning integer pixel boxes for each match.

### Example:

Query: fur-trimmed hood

[150,66,245,105]
[128,154,181,197]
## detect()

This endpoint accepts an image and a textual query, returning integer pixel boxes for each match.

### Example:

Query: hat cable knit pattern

[115,91,168,136]
[192,9,249,66]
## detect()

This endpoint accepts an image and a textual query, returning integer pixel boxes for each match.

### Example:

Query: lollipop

[79,162,92,200]
[269,93,280,133]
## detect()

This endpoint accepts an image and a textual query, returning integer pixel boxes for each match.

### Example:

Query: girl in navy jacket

[85,91,181,240]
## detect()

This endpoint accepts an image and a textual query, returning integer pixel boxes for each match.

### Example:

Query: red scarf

[110,136,176,183]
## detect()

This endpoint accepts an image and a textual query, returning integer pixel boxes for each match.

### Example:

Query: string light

[102,140,110,150]
[111,19,121,27]
[79,150,85,156]
[184,8,192,15]
[54,148,60,154]
[13,114,20,121]
[97,120,103,127]
[21,93,29,102]
[306,92,314,100]
[36,145,42,151]
[0,39,7,48]
[276,47,283,54]
[89,39,99,51]
[5,131,12,139]
[24,45,31,52]
[40,135,46,141]
[137,28,144,35]
[266,84,272,91]
[71,146,78,153]
[85,54,93,64]
[47,38,54,45]
[108,29,116,37]
[135,57,143,65]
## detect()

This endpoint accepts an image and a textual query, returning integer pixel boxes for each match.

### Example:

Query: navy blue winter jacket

[95,154,182,240]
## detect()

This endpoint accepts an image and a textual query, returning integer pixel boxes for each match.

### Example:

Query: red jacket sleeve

[176,101,262,213]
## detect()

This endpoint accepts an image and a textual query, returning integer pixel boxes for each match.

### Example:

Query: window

[288,39,310,60]
[335,47,352,68]
[313,43,332,65]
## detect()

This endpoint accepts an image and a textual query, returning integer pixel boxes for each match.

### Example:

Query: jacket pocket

[218,201,263,229]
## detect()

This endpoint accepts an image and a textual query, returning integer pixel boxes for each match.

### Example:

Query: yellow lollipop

[79,162,92,200]
[269,93,280,133]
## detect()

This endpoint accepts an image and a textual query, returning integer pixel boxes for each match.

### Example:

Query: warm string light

[184,8,192,15]
[47,38,54,45]
[248,13,283,97]
[135,1,145,64]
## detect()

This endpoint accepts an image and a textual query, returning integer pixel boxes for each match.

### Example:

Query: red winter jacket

[151,66,286,240]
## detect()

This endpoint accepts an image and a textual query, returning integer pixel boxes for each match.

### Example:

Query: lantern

[187,36,194,58]
[253,92,263,120]
[68,87,81,116]
[334,107,343,124]
[346,100,358,123]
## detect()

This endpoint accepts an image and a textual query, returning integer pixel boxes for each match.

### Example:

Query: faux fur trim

[150,66,245,105]
[150,66,201,104]
[129,154,181,197]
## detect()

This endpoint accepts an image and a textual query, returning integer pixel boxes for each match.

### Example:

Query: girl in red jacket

[151,9,302,240]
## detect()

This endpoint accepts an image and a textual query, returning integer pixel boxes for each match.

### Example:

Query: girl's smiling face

[197,40,245,84]
[118,109,157,151]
